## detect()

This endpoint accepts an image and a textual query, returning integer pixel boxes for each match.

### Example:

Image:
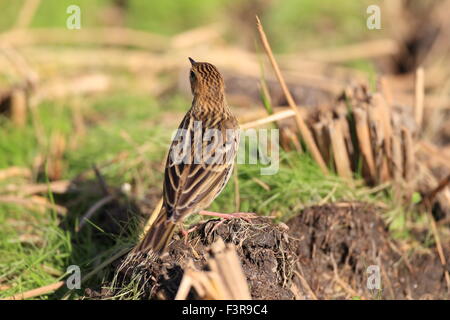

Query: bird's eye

[190,71,195,80]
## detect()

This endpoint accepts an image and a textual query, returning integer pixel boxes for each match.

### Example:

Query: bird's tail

[133,206,176,255]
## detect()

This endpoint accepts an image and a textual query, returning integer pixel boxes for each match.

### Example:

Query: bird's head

[188,58,225,100]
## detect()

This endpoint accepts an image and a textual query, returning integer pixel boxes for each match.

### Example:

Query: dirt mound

[86,203,449,300]
[88,217,297,300]
[287,203,449,299]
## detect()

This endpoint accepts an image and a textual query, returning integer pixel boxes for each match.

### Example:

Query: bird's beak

[188,57,196,65]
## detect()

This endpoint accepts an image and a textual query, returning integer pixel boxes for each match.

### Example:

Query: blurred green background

[0,0,377,51]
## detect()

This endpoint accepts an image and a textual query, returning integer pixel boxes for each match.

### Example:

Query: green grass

[0,204,70,298]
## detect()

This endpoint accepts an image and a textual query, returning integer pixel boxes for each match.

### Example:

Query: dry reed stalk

[419,164,450,216]
[10,88,27,127]
[390,122,404,183]
[372,93,393,160]
[256,16,328,174]
[401,127,414,182]
[41,264,62,277]
[311,121,331,165]
[77,195,116,232]
[175,269,195,300]
[209,239,251,299]
[2,180,70,195]
[19,46,173,75]
[2,281,64,300]
[422,174,450,206]
[0,28,167,50]
[14,0,41,29]
[140,197,163,240]
[379,77,394,105]
[0,43,39,85]
[328,120,352,179]
[251,177,270,191]
[337,114,355,162]
[0,284,12,291]
[47,132,66,181]
[414,67,425,131]
[0,166,31,181]
[175,238,251,300]
[30,74,110,107]
[353,108,376,181]
[240,109,295,129]
[367,104,390,183]
[0,195,67,215]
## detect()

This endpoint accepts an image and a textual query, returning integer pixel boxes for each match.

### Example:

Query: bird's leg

[198,210,257,223]
[179,224,198,244]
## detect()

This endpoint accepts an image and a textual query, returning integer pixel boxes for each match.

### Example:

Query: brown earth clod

[86,203,449,300]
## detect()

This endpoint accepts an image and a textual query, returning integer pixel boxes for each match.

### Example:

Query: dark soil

[90,217,297,300]
[288,202,449,299]
[86,202,449,300]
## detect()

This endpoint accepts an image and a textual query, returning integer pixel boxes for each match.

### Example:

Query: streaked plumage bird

[134,58,243,254]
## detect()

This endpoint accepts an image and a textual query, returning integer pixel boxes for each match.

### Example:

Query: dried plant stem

[256,16,328,174]
[414,67,425,130]
[5,180,70,195]
[328,120,352,179]
[15,0,41,29]
[176,239,251,300]
[140,197,163,240]
[401,127,414,182]
[422,174,450,205]
[77,195,115,232]
[10,88,27,127]
[2,281,64,300]
[0,195,67,215]
[0,28,167,51]
[240,109,295,129]
[0,167,31,181]
[353,108,376,181]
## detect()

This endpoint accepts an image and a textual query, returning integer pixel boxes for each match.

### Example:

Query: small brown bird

[135,58,250,254]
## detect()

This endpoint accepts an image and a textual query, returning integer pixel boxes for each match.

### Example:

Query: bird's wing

[163,112,239,222]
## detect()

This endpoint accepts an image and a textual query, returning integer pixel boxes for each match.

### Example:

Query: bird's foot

[198,211,257,223]
[180,225,198,244]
